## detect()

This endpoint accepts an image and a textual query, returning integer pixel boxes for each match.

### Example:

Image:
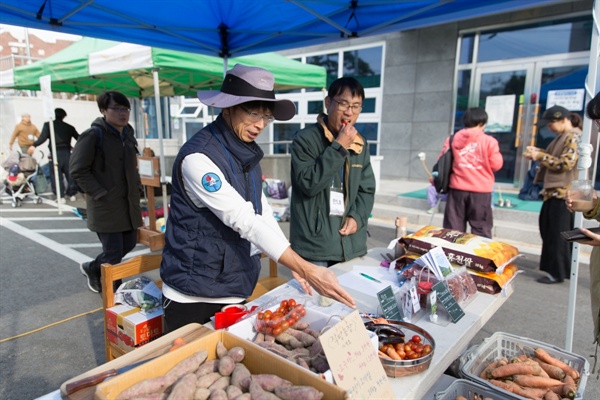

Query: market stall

[41,246,522,400]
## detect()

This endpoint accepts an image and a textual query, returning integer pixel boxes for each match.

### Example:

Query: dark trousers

[49,148,78,197]
[539,198,574,280]
[90,230,138,277]
[162,299,226,333]
[443,189,493,238]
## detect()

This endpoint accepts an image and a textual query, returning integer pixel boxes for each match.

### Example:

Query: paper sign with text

[320,310,395,399]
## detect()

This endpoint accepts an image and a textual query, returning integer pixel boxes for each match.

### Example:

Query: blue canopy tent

[1,0,598,351]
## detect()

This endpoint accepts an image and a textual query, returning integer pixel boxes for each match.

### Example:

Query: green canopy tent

[1,38,326,95]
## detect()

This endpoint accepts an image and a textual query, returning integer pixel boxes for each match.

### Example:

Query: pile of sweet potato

[477,348,581,400]
[115,341,324,400]
[252,321,330,374]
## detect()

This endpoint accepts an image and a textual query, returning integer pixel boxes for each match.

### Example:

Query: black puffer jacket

[70,117,143,233]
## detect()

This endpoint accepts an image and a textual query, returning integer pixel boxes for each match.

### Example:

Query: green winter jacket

[289,114,376,263]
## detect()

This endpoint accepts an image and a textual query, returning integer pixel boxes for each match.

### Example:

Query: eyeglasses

[333,98,363,114]
[239,105,274,124]
[108,106,131,114]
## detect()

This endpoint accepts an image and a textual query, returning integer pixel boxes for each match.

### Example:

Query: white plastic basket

[461,332,589,400]
[435,378,514,400]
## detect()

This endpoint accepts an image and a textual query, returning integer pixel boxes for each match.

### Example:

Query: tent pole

[565,0,600,351]
[153,68,169,222]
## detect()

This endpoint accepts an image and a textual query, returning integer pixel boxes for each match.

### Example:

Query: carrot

[378,350,393,360]
[562,375,577,399]
[386,346,402,360]
[503,380,548,399]
[489,363,542,379]
[489,379,515,392]
[480,360,500,379]
[543,390,561,400]
[455,396,467,400]
[512,374,564,388]
[533,358,566,380]
[534,348,579,380]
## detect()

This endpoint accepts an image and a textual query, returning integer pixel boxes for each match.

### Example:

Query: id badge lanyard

[329,166,345,217]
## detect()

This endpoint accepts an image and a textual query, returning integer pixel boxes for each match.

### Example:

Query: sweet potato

[196,359,219,377]
[216,340,229,358]
[208,376,230,391]
[166,373,197,400]
[534,348,579,380]
[512,374,563,388]
[231,363,252,389]
[225,384,244,399]
[285,328,317,347]
[297,357,310,370]
[291,321,310,330]
[258,341,309,359]
[254,332,265,343]
[227,347,246,362]
[127,394,166,400]
[116,375,178,400]
[263,334,276,343]
[275,332,304,349]
[208,388,228,400]
[231,394,251,400]
[248,379,280,400]
[489,363,541,378]
[303,328,320,339]
[244,374,292,392]
[218,355,236,376]
[193,387,210,400]
[273,385,324,400]
[167,350,208,379]
[196,372,222,389]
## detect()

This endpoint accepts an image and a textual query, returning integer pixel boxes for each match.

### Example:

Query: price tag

[409,285,421,313]
[320,310,395,398]
[376,286,402,321]
[432,281,464,323]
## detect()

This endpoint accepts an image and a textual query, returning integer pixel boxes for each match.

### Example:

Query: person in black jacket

[28,108,79,202]
[70,91,143,293]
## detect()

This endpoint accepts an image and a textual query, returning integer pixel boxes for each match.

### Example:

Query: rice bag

[398,226,520,273]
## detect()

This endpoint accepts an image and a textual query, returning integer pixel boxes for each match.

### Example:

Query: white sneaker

[59,198,66,204]
[427,207,437,214]
[69,196,76,202]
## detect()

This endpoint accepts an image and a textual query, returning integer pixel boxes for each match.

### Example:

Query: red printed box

[106,304,163,352]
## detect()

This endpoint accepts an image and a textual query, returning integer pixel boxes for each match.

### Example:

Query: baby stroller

[1,152,42,207]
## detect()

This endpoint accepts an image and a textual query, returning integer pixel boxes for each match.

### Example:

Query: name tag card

[320,310,395,399]
[376,285,403,321]
[432,281,464,323]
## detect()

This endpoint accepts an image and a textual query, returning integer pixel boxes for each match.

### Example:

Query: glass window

[477,17,592,62]
[361,98,376,113]
[177,105,202,117]
[459,34,475,65]
[273,123,301,154]
[142,97,171,139]
[343,47,382,88]
[308,100,324,115]
[354,122,378,155]
[454,70,471,132]
[306,53,339,91]
[185,121,205,138]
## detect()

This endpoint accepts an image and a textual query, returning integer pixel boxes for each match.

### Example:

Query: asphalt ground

[0,197,599,399]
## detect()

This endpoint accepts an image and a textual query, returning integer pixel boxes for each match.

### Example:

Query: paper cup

[570,180,595,212]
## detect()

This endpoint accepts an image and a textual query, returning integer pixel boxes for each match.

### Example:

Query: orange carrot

[504,380,547,399]
[386,347,402,360]
[489,379,515,392]
[533,358,566,380]
[562,375,577,399]
[489,363,542,379]
[512,374,564,388]
[543,390,561,400]
[534,348,579,380]
[480,360,500,379]
[378,350,393,360]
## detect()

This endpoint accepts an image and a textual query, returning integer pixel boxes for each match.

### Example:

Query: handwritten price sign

[320,310,394,399]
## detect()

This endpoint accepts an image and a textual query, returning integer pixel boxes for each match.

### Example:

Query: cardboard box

[95,330,347,400]
[227,304,378,383]
[106,304,163,352]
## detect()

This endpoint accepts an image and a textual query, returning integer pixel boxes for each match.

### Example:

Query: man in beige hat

[9,113,40,153]
[160,64,355,332]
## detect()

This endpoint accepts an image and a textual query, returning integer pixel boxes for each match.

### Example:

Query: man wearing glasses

[70,91,143,293]
[290,77,376,270]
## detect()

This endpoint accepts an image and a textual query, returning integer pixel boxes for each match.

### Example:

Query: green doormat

[398,189,542,213]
